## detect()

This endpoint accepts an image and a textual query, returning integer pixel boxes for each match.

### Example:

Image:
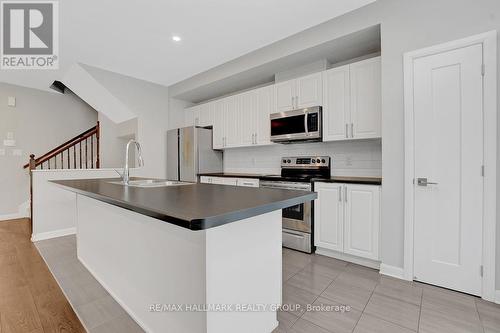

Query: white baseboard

[0,212,28,221]
[0,201,30,222]
[315,247,380,270]
[495,290,500,304]
[379,263,409,281]
[31,227,76,242]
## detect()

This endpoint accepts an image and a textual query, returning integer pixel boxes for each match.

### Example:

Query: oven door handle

[304,111,309,136]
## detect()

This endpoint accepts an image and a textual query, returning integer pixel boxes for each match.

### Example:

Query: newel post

[29,154,36,235]
[96,121,100,169]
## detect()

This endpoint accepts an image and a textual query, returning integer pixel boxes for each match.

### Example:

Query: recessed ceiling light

[172,35,182,42]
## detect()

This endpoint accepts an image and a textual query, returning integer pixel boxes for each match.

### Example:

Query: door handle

[304,111,309,136]
[416,178,438,186]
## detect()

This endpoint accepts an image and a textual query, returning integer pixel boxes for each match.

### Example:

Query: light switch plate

[0,149,5,156]
[3,139,15,147]
[7,96,16,107]
[12,149,22,156]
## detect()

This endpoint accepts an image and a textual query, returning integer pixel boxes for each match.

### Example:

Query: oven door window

[271,115,306,136]
[283,203,304,221]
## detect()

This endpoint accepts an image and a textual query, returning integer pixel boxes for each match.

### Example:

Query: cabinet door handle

[345,124,348,138]
[254,133,257,144]
[351,123,354,138]
[344,186,348,202]
[338,188,342,202]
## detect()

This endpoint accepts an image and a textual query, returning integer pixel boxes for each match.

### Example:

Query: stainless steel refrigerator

[167,126,223,182]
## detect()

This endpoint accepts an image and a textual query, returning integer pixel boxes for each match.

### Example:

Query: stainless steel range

[260,156,331,253]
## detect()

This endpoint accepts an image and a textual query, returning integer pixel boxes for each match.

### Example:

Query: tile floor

[35,235,144,333]
[276,248,500,333]
[35,235,500,333]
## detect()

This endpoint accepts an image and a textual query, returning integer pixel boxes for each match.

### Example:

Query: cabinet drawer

[200,176,212,184]
[236,178,259,187]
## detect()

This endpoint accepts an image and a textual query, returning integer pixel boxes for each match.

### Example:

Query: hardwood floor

[0,218,85,333]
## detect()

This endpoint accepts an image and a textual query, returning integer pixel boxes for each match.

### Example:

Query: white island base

[76,195,282,333]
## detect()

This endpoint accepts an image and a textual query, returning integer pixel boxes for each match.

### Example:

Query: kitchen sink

[109,179,194,188]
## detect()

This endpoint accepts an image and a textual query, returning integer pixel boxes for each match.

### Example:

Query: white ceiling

[1,0,376,92]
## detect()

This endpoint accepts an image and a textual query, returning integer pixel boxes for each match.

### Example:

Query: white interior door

[412,44,484,296]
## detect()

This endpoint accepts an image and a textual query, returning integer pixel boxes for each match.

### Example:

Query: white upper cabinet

[255,85,273,145]
[240,90,259,146]
[344,184,380,260]
[186,56,380,149]
[323,56,381,141]
[274,79,296,112]
[224,95,242,148]
[322,65,350,141]
[274,72,323,112]
[196,103,214,127]
[296,72,323,109]
[212,99,226,149]
[350,57,381,139]
[185,103,213,128]
[314,182,344,252]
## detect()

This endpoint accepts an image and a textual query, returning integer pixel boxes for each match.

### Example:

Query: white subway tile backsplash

[223,139,382,177]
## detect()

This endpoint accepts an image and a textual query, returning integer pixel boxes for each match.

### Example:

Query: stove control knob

[316,159,321,163]
[321,159,326,163]
[287,159,291,163]
[282,159,287,163]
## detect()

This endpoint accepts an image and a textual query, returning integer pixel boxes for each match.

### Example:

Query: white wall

[81,65,170,178]
[31,168,133,240]
[98,113,138,168]
[0,83,97,218]
[167,0,500,286]
[224,140,381,177]
[168,97,194,130]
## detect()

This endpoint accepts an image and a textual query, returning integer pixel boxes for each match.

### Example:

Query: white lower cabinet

[314,182,380,261]
[200,176,259,187]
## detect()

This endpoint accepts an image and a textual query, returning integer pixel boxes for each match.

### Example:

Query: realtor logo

[1,1,58,69]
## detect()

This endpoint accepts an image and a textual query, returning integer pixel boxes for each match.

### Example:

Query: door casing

[403,30,497,301]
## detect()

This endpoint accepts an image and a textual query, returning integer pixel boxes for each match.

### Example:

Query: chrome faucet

[120,139,144,185]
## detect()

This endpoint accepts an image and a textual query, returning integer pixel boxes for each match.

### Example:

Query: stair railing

[24,121,100,234]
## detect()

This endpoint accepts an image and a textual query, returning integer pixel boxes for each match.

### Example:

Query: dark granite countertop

[51,178,316,231]
[198,173,382,185]
[311,176,382,185]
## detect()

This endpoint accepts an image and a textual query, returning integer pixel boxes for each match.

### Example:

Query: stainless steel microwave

[270,106,322,143]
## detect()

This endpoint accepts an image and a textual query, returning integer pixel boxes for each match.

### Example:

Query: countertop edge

[51,180,317,231]
[198,173,382,185]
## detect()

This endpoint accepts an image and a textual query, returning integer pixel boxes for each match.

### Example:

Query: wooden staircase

[23,122,101,233]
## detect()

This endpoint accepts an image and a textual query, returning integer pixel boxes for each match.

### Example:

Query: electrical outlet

[6,132,14,140]
[345,156,353,166]
[3,139,15,147]
[7,96,16,107]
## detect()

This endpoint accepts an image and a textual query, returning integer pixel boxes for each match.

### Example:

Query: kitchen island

[53,178,316,333]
